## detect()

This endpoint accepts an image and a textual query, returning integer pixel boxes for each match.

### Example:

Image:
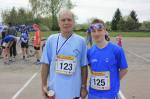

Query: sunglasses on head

[89,23,104,32]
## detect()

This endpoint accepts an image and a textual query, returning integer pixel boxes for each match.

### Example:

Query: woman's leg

[21,43,26,59]
[36,50,40,61]
[34,46,40,64]
[22,48,25,59]
[25,43,29,57]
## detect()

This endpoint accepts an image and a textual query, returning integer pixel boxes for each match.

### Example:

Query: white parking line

[11,50,148,99]
[119,90,126,99]
[126,50,150,62]
[118,49,150,99]
[11,72,38,99]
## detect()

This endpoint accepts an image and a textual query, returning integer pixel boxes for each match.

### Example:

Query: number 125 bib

[56,55,76,75]
[90,71,110,90]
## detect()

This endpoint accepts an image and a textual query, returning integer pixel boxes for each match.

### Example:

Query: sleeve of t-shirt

[80,39,88,67]
[40,37,52,65]
[116,47,128,69]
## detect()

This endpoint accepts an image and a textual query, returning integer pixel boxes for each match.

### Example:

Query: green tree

[17,8,26,24]
[29,0,74,30]
[10,7,18,24]
[129,10,140,30]
[2,7,35,25]
[105,21,111,31]
[2,7,18,25]
[126,16,137,31]
[111,8,122,30]
[116,10,141,31]
[117,16,140,31]
[117,17,125,31]
[40,16,52,30]
[65,0,75,9]
[130,10,138,22]
[140,21,150,31]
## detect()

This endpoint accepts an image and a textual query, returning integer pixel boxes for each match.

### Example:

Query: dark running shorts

[21,42,28,48]
[34,46,40,50]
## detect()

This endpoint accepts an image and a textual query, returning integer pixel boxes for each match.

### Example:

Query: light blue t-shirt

[41,33,88,99]
[87,42,128,98]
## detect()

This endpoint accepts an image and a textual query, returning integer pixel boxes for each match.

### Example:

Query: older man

[40,9,88,99]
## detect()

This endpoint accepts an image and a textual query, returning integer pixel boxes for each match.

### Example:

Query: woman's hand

[80,87,88,99]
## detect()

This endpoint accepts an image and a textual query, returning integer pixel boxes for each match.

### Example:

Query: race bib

[90,71,110,90]
[56,55,76,75]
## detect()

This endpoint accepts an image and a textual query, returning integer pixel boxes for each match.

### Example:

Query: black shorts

[21,42,28,48]
[34,46,40,50]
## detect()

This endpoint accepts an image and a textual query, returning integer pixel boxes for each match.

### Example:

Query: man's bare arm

[81,66,88,98]
[41,64,49,99]
[81,66,88,87]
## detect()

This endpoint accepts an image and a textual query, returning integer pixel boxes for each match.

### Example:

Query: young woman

[87,19,128,99]
[20,25,29,60]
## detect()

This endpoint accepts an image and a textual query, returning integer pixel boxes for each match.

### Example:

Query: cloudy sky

[0,0,150,23]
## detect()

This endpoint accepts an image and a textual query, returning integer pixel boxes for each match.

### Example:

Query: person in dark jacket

[7,22,17,61]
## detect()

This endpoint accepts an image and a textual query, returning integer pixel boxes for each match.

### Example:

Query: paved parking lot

[0,37,150,99]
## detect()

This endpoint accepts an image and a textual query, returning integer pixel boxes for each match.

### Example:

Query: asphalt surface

[0,37,150,99]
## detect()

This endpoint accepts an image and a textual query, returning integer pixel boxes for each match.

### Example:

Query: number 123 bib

[55,55,76,75]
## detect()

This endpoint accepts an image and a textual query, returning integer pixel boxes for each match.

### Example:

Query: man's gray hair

[57,9,75,21]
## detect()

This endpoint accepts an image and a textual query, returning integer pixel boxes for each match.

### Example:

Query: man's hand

[80,87,88,99]
[42,85,49,99]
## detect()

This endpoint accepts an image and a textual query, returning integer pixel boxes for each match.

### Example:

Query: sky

[0,0,150,24]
